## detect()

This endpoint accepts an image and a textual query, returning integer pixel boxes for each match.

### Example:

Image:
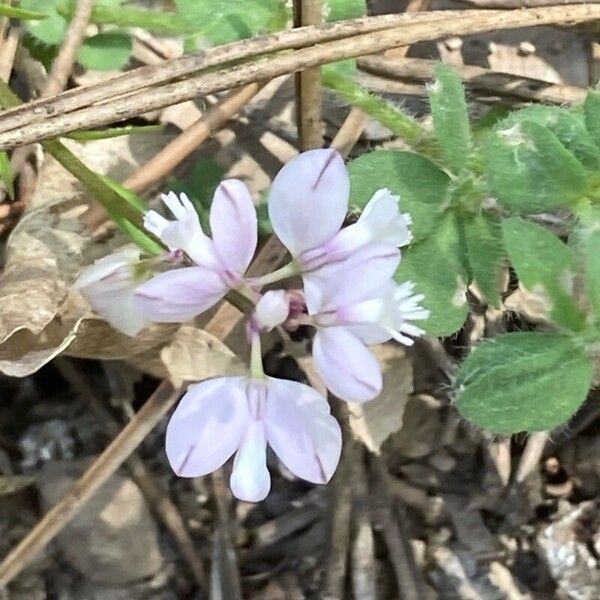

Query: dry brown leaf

[347,344,413,454]
[0,198,92,347]
[160,325,245,386]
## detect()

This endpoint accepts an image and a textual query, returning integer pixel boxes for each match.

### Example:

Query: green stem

[249,331,265,378]
[322,66,437,155]
[251,262,299,287]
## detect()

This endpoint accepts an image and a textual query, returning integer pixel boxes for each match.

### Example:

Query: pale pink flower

[73,247,149,336]
[135,180,257,322]
[306,245,429,403]
[267,149,411,274]
[165,375,342,502]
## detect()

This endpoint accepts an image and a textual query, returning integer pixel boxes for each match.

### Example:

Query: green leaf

[324,0,366,21]
[584,91,600,152]
[503,216,585,331]
[21,0,65,45]
[428,64,472,173]
[485,121,588,212]
[0,151,14,200]
[585,229,600,319]
[500,105,600,171]
[395,210,468,337]
[66,124,164,141]
[456,332,594,433]
[175,0,288,45]
[77,31,132,71]
[464,212,504,307]
[0,3,47,20]
[348,150,450,242]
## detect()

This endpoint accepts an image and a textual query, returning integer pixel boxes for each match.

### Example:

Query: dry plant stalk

[359,56,587,105]
[42,0,95,98]
[294,0,324,149]
[0,5,599,148]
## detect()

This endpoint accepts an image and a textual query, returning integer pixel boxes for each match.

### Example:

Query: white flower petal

[268,149,349,255]
[312,327,382,403]
[254,290,289,330]
[166,377,249,477]
[229,420,271,502]
[264,377,342,484]
[135,266,228,322]
[210,179,258,276]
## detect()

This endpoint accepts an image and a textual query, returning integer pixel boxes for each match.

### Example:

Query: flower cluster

[74,149,429,501]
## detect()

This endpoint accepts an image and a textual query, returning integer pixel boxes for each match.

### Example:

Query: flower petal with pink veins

[264,377,342,484]
[135,266,228,322]
[268,149,349,255]
[312,327,382,403]
[210,179,258,276]
[165,377,249,477]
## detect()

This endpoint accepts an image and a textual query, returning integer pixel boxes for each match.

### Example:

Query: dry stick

[124,83,261,194]
[1,4,598,147]
[359,55,587,105]
[0,379,181,587]
[0,11,459,134]
[0,295,239,587]
[294,0,324,149]
[515,432,550,483]
[369,457,427,600]
[54,358,207,591]
[42,0,94,98]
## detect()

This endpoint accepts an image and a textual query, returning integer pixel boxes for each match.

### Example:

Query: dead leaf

[0,198,92,347]
[160,325,245,386]
[347,344,413,454]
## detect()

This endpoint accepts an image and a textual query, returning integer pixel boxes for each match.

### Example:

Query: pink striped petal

[210,180,258,276]
[312,327,382,403]
[166,377,249,477]
[268,149,349,255]
[135,266,228,322]
[264,377,342,484]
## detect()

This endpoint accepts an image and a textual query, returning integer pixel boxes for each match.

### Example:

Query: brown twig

[294,0,324,149]
[359,55,587,105]
[369,457,427,600]
[124,83,261,194]
[54,358,207,591]
[42,0,94,98]
[0,11,457,135]
[0,5,598,148]
[210,469,243,600]
[0,380,180,587]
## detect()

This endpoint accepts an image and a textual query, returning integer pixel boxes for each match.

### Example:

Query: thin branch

[42,0,94,98]
[0,11,455,134]
[0,5,598,148]
[125,83,261,194]
[55,358,207,591]
[359,55,587,105]
[294,0,324,149]
[0,380,181,587]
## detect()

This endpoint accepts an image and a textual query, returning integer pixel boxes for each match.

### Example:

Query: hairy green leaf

[456,332,594,433]
[485,121,588,212]
[395,210,468,337]
[348,150,450,242]
[503,216,585,331]
[78,31,132,71]
[428,64,472,173]
[464,212,504,307]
